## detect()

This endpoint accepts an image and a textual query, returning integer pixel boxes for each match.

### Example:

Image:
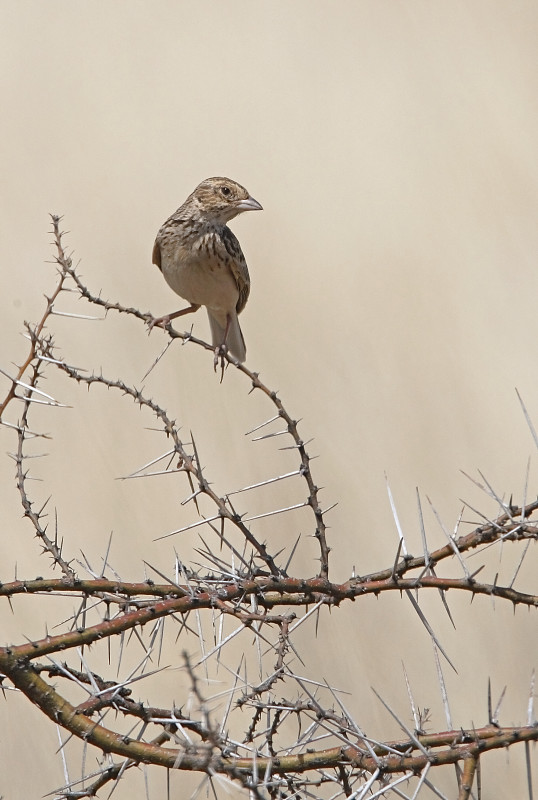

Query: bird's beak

[236,196,263,212]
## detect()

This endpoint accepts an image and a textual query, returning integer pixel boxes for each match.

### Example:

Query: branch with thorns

[1,217,537,799]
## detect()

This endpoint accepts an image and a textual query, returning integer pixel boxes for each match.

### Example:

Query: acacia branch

[2,649,538,779]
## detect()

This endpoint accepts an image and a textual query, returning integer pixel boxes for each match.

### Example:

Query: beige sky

[1,2,538,797]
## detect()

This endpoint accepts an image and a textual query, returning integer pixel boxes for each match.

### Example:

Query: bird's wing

[220,227,250,314]
[152,238,162,271]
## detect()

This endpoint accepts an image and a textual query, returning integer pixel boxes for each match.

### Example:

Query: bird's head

[190,177,263,224]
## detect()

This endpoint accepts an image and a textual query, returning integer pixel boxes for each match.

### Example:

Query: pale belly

[161,249,239,315]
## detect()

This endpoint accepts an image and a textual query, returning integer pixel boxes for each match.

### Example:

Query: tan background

[1,2,538,797]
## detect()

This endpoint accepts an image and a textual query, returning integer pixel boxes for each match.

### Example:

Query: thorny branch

[0,216,537,799]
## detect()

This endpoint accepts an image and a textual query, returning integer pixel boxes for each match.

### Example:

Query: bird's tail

[207,311,246,363]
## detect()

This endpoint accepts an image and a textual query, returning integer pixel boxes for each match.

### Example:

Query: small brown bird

[151,177,262,362]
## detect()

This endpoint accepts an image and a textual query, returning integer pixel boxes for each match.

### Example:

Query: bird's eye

[221,186,231,196]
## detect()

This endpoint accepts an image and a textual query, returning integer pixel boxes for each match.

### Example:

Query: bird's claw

[146,315,169,334]
[214,345,228,381]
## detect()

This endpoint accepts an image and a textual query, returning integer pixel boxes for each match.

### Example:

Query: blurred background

[1,2,538,797]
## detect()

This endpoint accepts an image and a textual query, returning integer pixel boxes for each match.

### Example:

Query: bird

[150,177,262,363]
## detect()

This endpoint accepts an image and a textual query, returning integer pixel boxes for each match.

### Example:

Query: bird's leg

[214,344,227,375]
[222,313,232,350]
[147,303,201,332]
[213,313,232,374]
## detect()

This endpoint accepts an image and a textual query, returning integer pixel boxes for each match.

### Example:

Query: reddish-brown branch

[1,649,537,779]
[1,566,536,650]
[458,755,478,800]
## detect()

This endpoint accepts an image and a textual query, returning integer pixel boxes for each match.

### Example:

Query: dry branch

[0,218,536,799]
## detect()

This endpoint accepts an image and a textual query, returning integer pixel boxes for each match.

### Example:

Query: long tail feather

[207,311,246,363]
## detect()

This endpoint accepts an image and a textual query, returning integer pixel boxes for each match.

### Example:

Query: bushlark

[151,177,262,362]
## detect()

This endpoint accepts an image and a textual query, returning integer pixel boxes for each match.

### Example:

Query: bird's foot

[146,315,170,334]
[214,344,228,381]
